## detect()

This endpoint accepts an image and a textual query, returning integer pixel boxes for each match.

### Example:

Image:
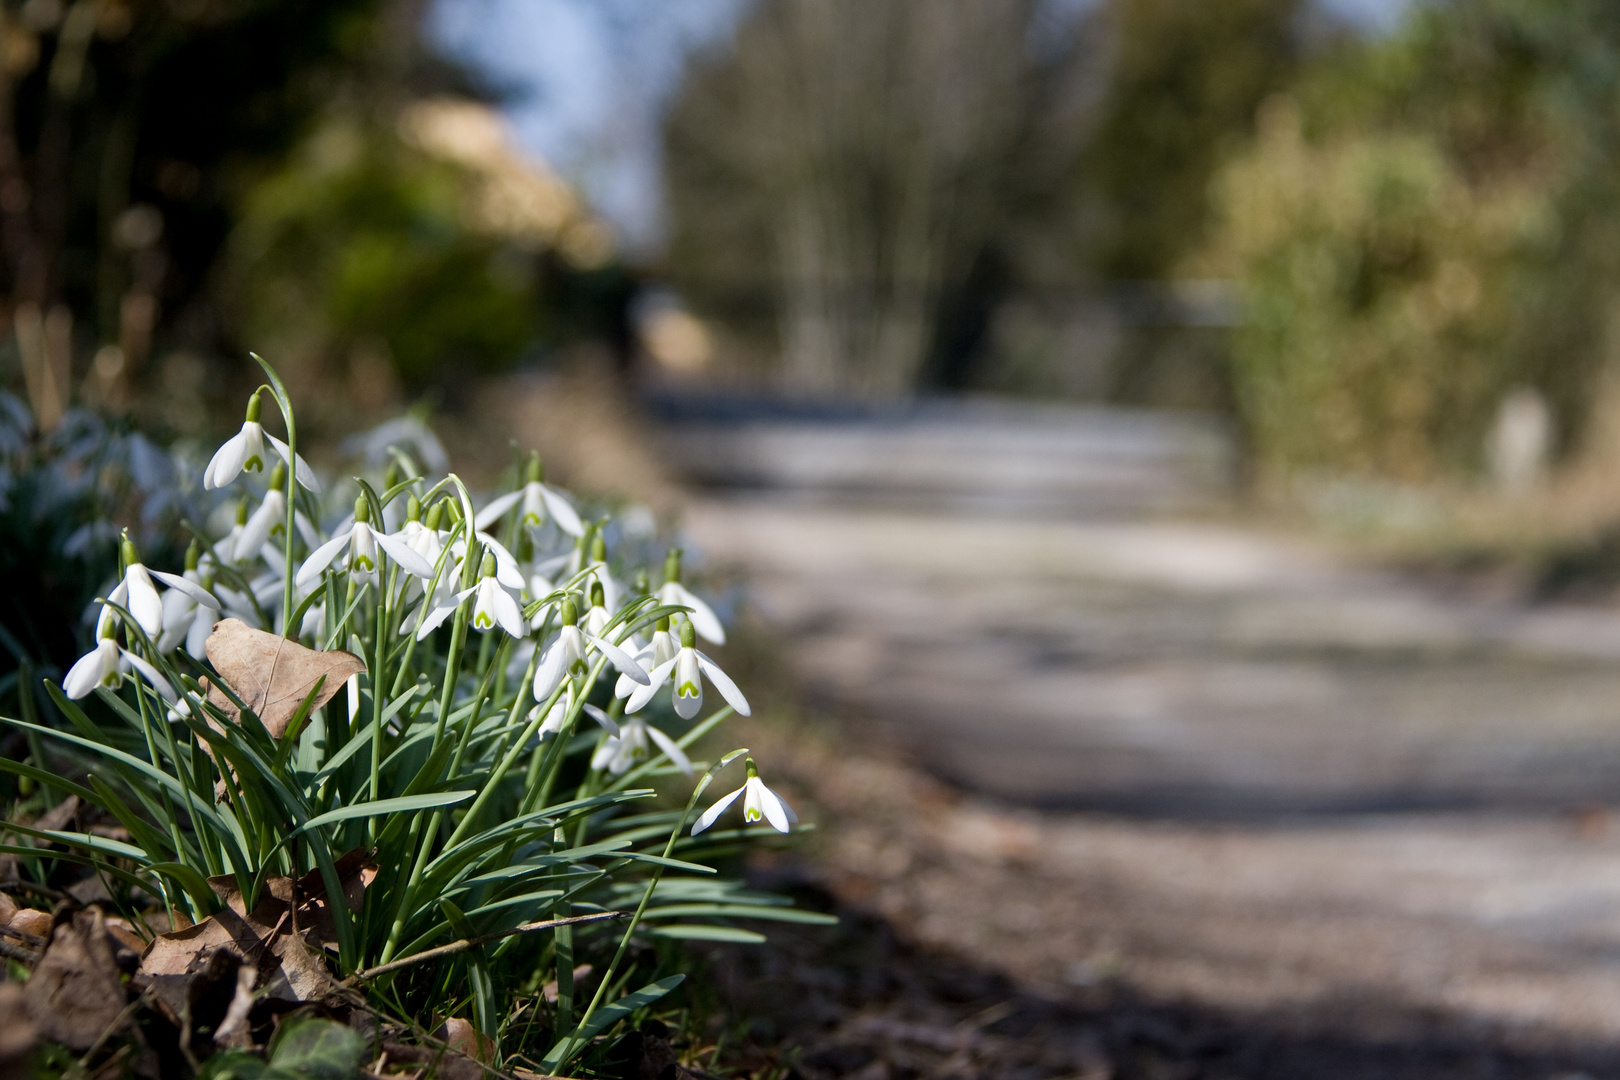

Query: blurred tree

[664,0,1094,399]
[0,0,427,422]
[1084,0,1302,282]
[1202,0,1620,482]
[223,98,619,423]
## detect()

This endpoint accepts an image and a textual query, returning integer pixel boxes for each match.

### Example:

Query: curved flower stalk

[626,619,749,720]
[297,496,436,589]
[204,390,319,493]
[692,757,796,834]
[532,598,649,702]
[592,715,692,776]
[475,452,583,537]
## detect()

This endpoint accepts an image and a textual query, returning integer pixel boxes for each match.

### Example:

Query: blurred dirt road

[666,406,1620,1054]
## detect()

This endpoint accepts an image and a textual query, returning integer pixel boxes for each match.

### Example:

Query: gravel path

[683,496,1620,1057]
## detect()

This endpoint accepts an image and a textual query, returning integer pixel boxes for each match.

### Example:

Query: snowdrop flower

[158,541,220,657]
[692,758,796,834]
[63,629,176,702]
[592,716,692,776]
[103,536,215,641]
[532,598,649,703]
[414,554,526,639]
[203,391,319,493]
[297,496,436,589]
[616,617,676,699]
[626,619,749,721]
[531,684,620,738]
[474,453,583,537]
[449,529,524,591]
[658,548,724,645]
[233,463,318,561]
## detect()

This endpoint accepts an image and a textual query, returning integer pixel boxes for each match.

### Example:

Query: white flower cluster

[63,391,795,834]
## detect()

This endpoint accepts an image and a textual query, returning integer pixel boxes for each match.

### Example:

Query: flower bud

[268,460,286,493]
[480,552,497,579]
[383,461,400,490]
[560,597,579,626]
[745,756,758,779]
[406,494,422,523]
[354,494,371,524]
[244,390,262,423]
[590,533,607,563]
[664,548,682,584]
[424,500,444,531]
[526,452,543,484]
[120,535,139,571]
[184,538,201,572]
[590,581,606,609]
[235,497,249,525]
[655,616,670,633]
[679,619,696,649]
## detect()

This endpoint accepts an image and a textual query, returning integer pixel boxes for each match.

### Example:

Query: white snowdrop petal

[691,786,745,835]
[151,570,221,611]
[203,431,248,490]
[646,725,693,776]
[64,641,118,699]
[295,530,353,588]
[491,586,526,639]
[696,652,750,716]
[757,784,792,833]
[373,528,437,580]
[582,703,620,736]
[121,650,177,703]
[532,640,568,703]
[540,485,584,537]
[125,567,165,639]
[473,490,523,531]
[587,633,649,684]
[264,433,321,494]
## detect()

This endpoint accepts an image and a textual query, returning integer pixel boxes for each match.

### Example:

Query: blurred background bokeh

[18,0,1620,1069]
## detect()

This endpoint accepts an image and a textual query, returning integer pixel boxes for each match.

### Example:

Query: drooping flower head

[692,757,796,835]
[203,390,320,493]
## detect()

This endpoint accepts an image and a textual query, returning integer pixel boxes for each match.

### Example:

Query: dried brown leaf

[9,908,51,938]
[24,909,129,1052]
[440,1018,496,1063]
[204,618,366,738]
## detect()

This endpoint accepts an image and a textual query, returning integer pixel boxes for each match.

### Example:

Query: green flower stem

[444,653,607,854]
[552,748,749,1070]
[376,596,473,964]
[250,358,299,638]
[368,562,398,834]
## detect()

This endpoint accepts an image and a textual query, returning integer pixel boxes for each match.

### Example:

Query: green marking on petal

[355,555,375,571]
[523,512,542,527]
[678,682,699,698]
[744,808,761,822]
[475,612,493,629]
[245,455,264,472]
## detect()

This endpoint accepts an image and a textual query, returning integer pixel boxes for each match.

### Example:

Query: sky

[428,0,1415,255]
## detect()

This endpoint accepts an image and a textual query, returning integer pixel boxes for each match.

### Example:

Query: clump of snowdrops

[2,358,823,1073]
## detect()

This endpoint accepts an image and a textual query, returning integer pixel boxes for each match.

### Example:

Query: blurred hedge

[1201,0,1620,482]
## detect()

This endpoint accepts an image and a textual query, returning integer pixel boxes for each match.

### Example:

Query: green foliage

[1085,0,1302,280]
[199,1017,365,1080]
[3,363,820,1073]
[229,125,544,389]
[1202,0,1620,481]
